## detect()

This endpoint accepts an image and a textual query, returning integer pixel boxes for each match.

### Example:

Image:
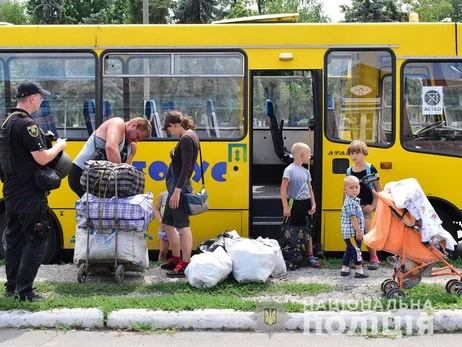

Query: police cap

[16,81,51,98]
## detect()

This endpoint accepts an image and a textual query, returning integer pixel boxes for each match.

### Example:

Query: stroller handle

[363,173,379,190]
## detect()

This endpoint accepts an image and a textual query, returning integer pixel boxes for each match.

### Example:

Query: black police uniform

[0,108,50,299]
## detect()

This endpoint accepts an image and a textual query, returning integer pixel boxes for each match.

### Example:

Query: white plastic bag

[225,238,276,283]
[256,237,287,278]
[185,246,233,288]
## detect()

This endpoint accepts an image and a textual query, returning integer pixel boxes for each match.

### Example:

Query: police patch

[27,125,39,137]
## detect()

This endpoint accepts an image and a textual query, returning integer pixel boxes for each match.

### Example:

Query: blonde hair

[291,142,310,157]
[128,117,152,136]
[344,175,359,187]
[347,140,368,156]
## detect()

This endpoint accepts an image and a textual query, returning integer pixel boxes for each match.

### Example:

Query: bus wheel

[0,211,59,264]
[435,208,459,259]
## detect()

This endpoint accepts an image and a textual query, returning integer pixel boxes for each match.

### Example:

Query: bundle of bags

[185,231,287,289]
[75,192,154,233]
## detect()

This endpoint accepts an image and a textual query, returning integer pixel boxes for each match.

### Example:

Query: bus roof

[212,13,299,24]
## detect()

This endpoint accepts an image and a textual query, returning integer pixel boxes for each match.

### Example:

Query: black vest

[0,111,40,182]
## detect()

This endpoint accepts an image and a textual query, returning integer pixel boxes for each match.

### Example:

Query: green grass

[0,279,334,314]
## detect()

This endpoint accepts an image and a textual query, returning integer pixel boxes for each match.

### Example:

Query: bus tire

[0,210,60,264]
[434,208,459,259]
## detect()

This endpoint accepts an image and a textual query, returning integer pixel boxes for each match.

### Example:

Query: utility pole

[143,0,150,109]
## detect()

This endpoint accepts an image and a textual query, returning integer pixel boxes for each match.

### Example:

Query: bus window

[402,61,462,157]
[252,70,315,165]
[253,71,314,129]
[326,50,394,146]
[101,52,245,140]
[0,52,96,140]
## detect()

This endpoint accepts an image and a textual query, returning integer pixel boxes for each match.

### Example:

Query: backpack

[346,163,376,190]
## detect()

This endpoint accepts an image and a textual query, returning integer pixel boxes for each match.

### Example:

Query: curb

[0,308,104,329]
[1,309,462,332]
[107,309,462,332]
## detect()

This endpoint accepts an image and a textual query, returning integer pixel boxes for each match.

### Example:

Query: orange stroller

[363,176,462,299]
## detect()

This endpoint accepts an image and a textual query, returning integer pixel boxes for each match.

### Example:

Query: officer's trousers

[4,190,48,296]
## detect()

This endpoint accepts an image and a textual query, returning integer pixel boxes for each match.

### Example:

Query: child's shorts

[360,205,372,219]
[288,199,312,226]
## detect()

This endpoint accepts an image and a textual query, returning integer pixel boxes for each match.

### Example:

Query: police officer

[0,81,67,301]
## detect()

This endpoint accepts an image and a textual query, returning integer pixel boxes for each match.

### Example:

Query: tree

[174,0,217,24]
[0,1,28,25]
[150,0,175,24]
[63,0,108,23]
[27,0,72,24]
[402,0,453,22]
[341,0,408,22]
[451,0,462,22]
[298,0,330,23]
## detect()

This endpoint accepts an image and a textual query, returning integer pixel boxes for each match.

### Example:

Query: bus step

[251,216,284,240]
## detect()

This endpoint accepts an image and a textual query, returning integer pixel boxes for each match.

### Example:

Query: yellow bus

[1,21,462,262]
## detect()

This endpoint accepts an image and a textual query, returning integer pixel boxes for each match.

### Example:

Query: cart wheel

[447,280,462,295]
[382,279,399,295]
[77,263,87,283]
[114,264,125,284]
[386,288,406,299]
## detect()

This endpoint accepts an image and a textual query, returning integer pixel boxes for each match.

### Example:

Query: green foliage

[342,0,408,23]
[402,0,453,22]
[174,0,217,24]
[298,0,330,23]
[63,0,108,23]
[0,0,28,25]
[452,0,462,22]
[150,0,174,24]
[30,0,72,24]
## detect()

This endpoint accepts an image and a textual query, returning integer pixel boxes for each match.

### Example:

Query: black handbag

[34,166,61,191]
[279,218,310,271]
[172,145,209,216]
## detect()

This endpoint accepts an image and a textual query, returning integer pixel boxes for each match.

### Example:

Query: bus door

[323,49,395,253]
[250,70,322,243]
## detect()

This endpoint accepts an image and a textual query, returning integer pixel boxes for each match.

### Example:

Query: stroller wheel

[386,288,406,299]
[447,280,462,295]
[457,288,462,297]
[382,279,398,295]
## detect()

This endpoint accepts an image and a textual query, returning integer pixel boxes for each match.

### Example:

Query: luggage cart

[76,165,146,284]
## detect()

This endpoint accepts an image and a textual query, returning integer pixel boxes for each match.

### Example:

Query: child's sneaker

[367,261,380,270]
[355,272,369,278]
[306,256,321,268]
